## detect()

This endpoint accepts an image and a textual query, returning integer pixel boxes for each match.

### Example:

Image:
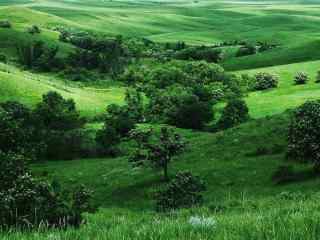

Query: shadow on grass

[273,167,320,185]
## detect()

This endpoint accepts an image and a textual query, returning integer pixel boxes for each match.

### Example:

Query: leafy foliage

[96,89,144,155]
[174,46,222,63]
[0,53,7,63]
[216,98,250,130]
[130,127,186,180]
[254,72,279,90]
[0,101,36,155]
[294,72,309,85]
[168,94,213,130]
[287,101,320,171]
[0,20,11,28]
[27,25,41,35]
[67,36,130,77]
[16,41,61,71]
[155,171,206,211]
[0,152,96,229]
[34,91,84,131]
[236,43,257,57]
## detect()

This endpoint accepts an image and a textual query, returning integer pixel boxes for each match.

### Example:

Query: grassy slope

[0,63,125,118]
[33,112,319,210]
[0,6,125,118]
[242,60,320,118]
[1,1,320,239]
[23,0,320,69]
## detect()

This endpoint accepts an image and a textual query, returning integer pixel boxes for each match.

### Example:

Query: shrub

[95,124,121,156]
[183,61,225,85]
[168,95,213,130]
[59,30,71,42]
[174,46,222,63]
[120,68,144,86]
[147,84,216,130]
[0,152,96,229]
[0,53,7,63]
[146,85,188,122]
[34,91,84,131]
[240,74,257,92]
[104,104,136,137]
[216,98,249,130]
[67,37,130,77]
[44,129,93,160]
[0,102,36,155]
[124,89,145,123]
[155,171,206,211]
[254,72,279,90]
[316,70,320,83]
[0,20,11,28]
[149,66,186,89]
[294,72,309,85]
[61,67,95,82]
[287,101,320,172]
[272,165,295,184]
[27,25,41,35]
[236,44,257,57]
[16,41,61,71]
[96,103,136,156]
[33,92,85,160]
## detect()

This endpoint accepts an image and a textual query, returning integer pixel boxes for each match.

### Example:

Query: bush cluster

[155,171,206,211]
[96,89,144,155]
[16,41,62,71]
[0,53,7,63]
[27,25,41,35]
[254,72,279,90]
[0,152,96,229]
[0,20,11,28]
[216,98,249,130]
[294,72,309,85]
[0,91,88,161]
[139,61,244,130]
[236,43,257,57]
[174,46,222,63]
[287,101,320,171]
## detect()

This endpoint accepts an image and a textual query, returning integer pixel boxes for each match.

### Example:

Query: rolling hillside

[0,63,125,118]
[1,0,320,239]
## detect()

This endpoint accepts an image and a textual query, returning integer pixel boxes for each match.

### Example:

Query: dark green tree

[130,127,186,181]
[287,101,320,172]
[216,98,249,130]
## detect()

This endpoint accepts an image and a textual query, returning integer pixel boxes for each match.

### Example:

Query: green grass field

[0,63,125,118]
[2,0,320,239]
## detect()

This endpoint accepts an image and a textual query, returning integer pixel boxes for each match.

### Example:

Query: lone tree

[130,127,186,181]
[287,100,320,172]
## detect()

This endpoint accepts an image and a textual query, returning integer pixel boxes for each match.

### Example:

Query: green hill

[0,63,125,118]
[1,0,320,239]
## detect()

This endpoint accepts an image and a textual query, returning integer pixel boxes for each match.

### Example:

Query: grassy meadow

[1,0,320,239]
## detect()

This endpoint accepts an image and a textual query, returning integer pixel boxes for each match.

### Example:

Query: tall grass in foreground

[2,195,320,240]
